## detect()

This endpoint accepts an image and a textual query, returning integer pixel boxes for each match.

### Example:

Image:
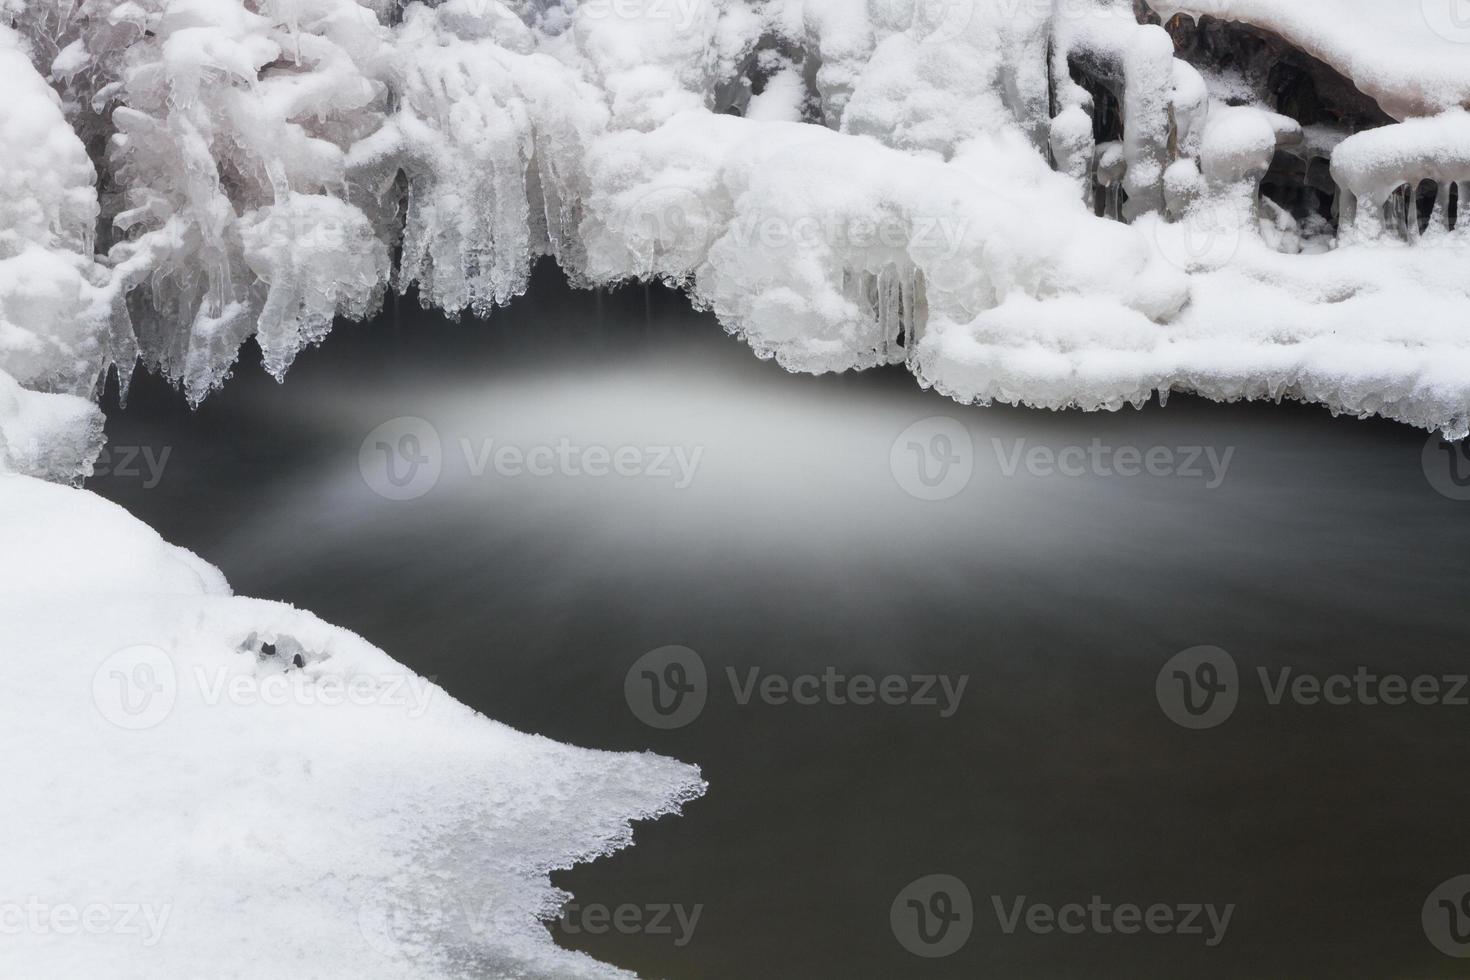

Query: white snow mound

[0,474,705,980]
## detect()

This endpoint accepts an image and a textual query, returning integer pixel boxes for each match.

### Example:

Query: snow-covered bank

[0,473,705,979]
[3,0,1470,443]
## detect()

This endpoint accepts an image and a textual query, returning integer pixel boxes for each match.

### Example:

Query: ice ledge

[9,0,1470,450]
[0,474,705,979]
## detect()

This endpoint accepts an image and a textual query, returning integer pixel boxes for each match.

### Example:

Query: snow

[1144,0,1470,122]
[0,368,105,482]
[1199,106,1279,187]
[0,25,128,400]
[1332,109,1470,219]
[0,472,706,978]
[6,0,1470,443]
[919,228,1470,436]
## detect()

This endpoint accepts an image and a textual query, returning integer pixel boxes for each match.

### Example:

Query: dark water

[92,265,1470,979]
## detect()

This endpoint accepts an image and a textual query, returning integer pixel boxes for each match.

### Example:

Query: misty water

[91,265,1470,979]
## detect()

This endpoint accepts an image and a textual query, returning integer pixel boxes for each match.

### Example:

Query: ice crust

[0,472,706,978]
[6,0,1470,464]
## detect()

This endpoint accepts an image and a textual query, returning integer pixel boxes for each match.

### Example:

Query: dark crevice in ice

[1153,14,1393,131]
[1065,52,1129,220]
[1261,151,1337,230]
[715,34,822,124]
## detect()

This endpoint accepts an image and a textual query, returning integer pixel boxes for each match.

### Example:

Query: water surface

[93,266,1470,979]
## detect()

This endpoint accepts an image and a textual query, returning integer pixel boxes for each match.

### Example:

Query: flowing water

[91,265,1470,979]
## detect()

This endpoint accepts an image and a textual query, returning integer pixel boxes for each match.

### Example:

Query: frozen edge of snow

[0,474,706,979]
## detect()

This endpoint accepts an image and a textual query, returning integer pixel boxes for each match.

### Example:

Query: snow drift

[0,472,705,978]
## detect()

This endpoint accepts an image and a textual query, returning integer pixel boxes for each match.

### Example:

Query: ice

[0,25,128,399]
[0,471,706,978]
[8,0,1470,461]
[1057,8,1180,218]
[839,0,1052,158]
[0,368,105,482]
[367,0,606,318]
[1144,0,1470,121]
[1332,110,1470,242]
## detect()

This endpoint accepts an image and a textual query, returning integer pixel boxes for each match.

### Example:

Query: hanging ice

[7,0,1470,456]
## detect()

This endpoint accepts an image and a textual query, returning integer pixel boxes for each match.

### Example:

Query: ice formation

[1,471,705,978]
[6,0,1470,471]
